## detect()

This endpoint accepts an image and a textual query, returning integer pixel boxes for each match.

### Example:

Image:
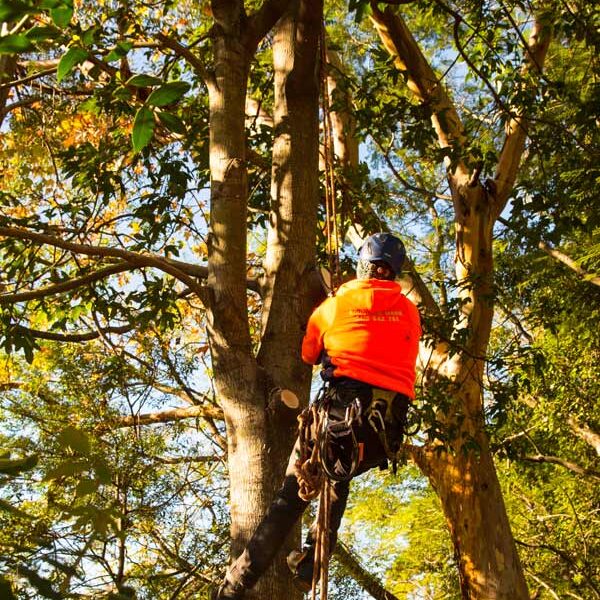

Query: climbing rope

[296,402,325,502]
[294,384,362,600]
[313,478,331,600]
[320,23,342,292]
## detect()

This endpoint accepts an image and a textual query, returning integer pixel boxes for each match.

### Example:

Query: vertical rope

[312,478,331,600]
[320,22,341,292]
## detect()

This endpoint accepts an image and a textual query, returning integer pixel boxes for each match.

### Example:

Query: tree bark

[369,6,551,598]
[206,0,321,598]
[0,54,18,128]
[252,0,322,595]
[206,0,267,573]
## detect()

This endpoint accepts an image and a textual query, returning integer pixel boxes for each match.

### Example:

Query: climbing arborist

[211,232,421,600]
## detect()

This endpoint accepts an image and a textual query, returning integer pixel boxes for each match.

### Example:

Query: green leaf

[57,46,87,82]
[50,4,73,27]
[26,26,60,42]
[132,106,155,152]
[126,73,163,87]
[0,1,33,22]
[106,41,133,63]
[146,81,190,107]
[157,110,186,134]
[75,477,99,497]
[43,459,88,481]
[0,34,34,54]
[56,425,91,455]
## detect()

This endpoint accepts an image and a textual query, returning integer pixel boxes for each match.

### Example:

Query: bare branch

[567,417,600,456]
[369,4,469,181]
[335,541,402,600]
[493,15,551,214]
[0,225,206,298]
[0,382,22,391]
[104,404,224,430]
[15,323,133,343]
[151,454,224,465]
[497,217,600,288]
[521,454,600,481]
[538,241,600,287]
[0,262,132,305]
[372,135,453,201]
[156,32,214,88]
[0,67,57,92]
[0,96,43,120]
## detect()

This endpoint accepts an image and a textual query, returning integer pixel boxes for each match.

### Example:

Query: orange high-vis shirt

[301,279,421,399]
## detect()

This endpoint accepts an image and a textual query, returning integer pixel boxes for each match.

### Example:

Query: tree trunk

[207,12,271,574]
[207,1,321,597]
[252,0,322,596]
[422,182,529,599]
[0,55,18,128]
[368,6,551,597]
[423,381,530,600]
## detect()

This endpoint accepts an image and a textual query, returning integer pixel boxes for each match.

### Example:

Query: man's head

[357,233,406,280]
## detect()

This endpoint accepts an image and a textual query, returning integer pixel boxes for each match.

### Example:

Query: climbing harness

[295,384,362,502]
[294,383,421,599]
[294,382,363,600]
[319,396,362,482]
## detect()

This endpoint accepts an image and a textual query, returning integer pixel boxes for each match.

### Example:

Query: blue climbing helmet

[358,233,406,275]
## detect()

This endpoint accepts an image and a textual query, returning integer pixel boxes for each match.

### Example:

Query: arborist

[212,232,421,600]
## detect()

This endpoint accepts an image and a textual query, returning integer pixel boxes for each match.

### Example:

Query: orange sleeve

[301,298,334,365]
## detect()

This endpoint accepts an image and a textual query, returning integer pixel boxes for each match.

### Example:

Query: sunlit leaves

[146,81,190,107]
[0,34,34,54]
[56,46,87,82]
[132,105,155,152]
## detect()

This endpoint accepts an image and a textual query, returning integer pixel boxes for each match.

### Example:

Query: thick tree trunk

[207,14,273,579]
[368,6,551,597]
[207,1,321,597]
[423,183,528,599]
[252,0,322,596]
[422,371,529,599]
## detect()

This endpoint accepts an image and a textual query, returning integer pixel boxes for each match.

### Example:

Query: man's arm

[301,301,331,364]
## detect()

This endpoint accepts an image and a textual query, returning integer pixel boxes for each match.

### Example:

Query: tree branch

[0,67,58,92]
[0,96,43,120]
[0,225,206,298]
[497,216,600,288]
[246,0,295,52]
[493,15,551,215]
[156,32,215,88]
[15,323,133,343]
[0,54,18,128]
[334,541,402,600]
[103,404,224,430]
[538,241,600,287]
[369,3,469,181]
[521,454,600,481]
[0,262,132,304]
[567,417,600,457]
[150,454,224,465]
